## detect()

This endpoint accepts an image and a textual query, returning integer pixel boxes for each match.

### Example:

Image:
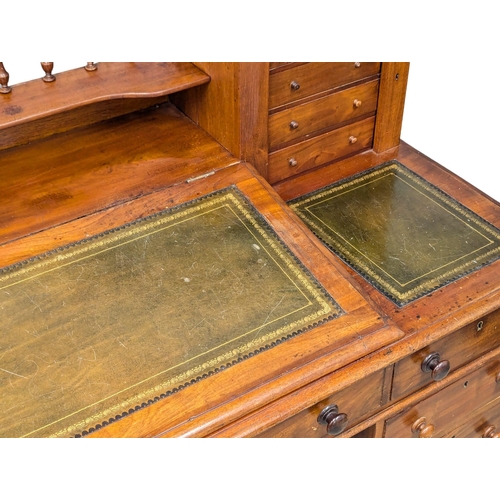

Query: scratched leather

[0,186,341,437]
[289,161,500,306]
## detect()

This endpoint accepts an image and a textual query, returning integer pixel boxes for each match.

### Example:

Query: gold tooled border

[289,161,500,306]
[1,186,342,437]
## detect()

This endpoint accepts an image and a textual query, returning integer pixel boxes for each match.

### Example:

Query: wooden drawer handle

[483,425,500,438]
[290,81,300,91]
[411,417,435,438]
[353,99,362,108]
[288,158,298,168]
[348,135,358,144]
[421,352,451,381]
[317,404,349,436]
[289,120,299,130]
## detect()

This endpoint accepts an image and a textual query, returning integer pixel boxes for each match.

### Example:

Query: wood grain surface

[0,103,237,247]
[268,79,379,149]
[268,62,381,110]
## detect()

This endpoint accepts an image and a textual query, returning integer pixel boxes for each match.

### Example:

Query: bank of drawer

[269,62,381,109]
[385,352,500,438]
[447,399,500,438]
[257,368,387,438]
[268,117,375,184]
[392,308,500,400]
[268,79,379,149]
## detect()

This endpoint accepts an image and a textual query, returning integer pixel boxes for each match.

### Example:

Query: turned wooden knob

[0,62,12,94]
[353,99,362,108]
[421,352,451,381]
[288,158,298,168]
[354,62,361,68]
[348,135,358,144]
[41,62,56,82]
[85,62,98,71]
[411,417,435,438]
[289,120,299,130]
[482,425,500,438]
[317,404,349,436]
[290,80,300,91]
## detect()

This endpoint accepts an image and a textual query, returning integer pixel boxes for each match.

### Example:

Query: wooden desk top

[0,101,400,437]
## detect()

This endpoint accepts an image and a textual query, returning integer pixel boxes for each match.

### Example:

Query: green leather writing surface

[289,161,500,306]
[0,187,341,437]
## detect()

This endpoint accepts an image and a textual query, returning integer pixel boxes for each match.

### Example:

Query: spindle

[41,62,56,82]
[0,62,12,93]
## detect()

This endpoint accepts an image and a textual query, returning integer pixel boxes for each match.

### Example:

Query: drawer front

[385,353,500,438]
[268,117,375,184]
[269,62,292,70]
[257,368,387,438]
[392,308,500,400]
[269,62,381,109]
[448,399,500,438]
[268,79,379,149]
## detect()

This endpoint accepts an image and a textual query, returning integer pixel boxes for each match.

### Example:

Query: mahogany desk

[0,63,498,438]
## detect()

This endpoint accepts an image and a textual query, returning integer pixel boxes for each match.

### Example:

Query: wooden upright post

[373,62,410,153]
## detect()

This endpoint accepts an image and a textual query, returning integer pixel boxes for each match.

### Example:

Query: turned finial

[85,62,98,71]
[0,62,12,94]
[41,62,56,82]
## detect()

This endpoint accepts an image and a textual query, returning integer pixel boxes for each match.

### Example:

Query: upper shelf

[0,63,210,150]
[0,62,210,129]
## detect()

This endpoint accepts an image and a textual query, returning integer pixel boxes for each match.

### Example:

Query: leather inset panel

[0,186,342,437]
[289,161,500,306]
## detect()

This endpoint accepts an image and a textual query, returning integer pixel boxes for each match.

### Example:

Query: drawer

[269,62,381,110]
[257,367,388,438]
[269,62,292,70]
[268,79,379,149]
[447,399,500,438]
[385,352,500,438]
[392,308,500,400]
[268,117,375,184]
